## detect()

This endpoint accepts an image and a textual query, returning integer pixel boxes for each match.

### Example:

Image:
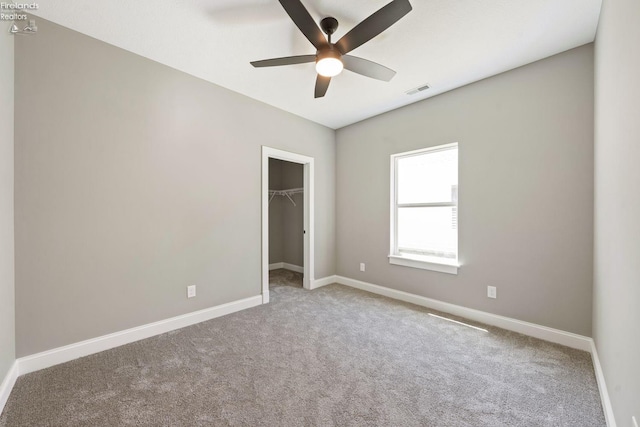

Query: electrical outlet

[187,285,196,298]
[360,263,365,272]
[487,286,497,299]
[632,415,638,427]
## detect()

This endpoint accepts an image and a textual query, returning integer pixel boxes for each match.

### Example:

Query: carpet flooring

[1,269,605,426]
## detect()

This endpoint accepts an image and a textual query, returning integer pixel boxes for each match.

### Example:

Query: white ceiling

[31,0,602,129]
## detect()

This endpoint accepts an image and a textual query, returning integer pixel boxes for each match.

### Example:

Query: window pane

[397,207,457,259]
[397,148,458,204]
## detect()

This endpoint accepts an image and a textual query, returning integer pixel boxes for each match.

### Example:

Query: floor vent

[406,83,431,95]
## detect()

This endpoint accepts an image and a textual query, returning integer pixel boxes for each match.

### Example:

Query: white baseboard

[590,340,617,427]
[269,262,304,273]
[17,295,262,376]
[269,262,284,270]
[310,275,337,290]
[0,361,18,416]
[283,263,304,273]
[335,276,592,352]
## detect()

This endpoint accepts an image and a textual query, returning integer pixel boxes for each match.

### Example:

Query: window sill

[388,254,459,275]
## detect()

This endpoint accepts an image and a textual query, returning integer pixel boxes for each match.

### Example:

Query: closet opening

[268,158,304,292]
[261,147,314,304]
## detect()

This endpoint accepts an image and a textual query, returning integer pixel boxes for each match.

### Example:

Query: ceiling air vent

[406,84,431,95]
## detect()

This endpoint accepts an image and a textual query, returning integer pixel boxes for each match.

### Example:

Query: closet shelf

[269,187,303,206]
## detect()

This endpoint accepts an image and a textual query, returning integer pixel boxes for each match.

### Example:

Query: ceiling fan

[250,0,413,98]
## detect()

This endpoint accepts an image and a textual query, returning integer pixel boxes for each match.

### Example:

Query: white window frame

[389,143,460,275]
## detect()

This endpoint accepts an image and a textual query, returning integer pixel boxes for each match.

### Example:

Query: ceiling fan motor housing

[316,44,342,62]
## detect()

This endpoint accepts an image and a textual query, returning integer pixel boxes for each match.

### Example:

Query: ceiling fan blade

[315,75,331,98]
[343,55,396,81]
[251,55,316,68]
[279,0,327,50]
[335,0,412,55]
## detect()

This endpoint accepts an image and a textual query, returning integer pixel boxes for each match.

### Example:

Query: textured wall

[0,31,15,382]
[593,0,640,423]
[14,19,335,357]
[336,45,595,336]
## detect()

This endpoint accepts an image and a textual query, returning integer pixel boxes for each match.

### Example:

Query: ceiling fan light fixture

[315,47,343,77]
[316,57,343,77]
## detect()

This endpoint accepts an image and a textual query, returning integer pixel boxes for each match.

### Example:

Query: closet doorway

[261,147,314,304]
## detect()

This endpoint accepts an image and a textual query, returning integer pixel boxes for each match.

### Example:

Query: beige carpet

[1,269,605,426]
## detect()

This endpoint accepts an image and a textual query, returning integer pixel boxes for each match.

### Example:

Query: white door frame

[261,146,314,303]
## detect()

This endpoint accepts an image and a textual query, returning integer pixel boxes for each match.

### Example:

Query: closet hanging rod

[268,187,303,206]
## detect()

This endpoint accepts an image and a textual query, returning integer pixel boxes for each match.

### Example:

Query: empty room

[0,0,638,425]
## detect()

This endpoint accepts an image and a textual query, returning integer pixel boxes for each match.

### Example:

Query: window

[389,143,459,274]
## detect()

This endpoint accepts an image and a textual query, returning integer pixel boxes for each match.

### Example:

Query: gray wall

[0,32,15,381]
[593,0,640,423]
[268,159,283,264]
[268,159,303,267]
[281,161,303,267]
[336,44,594,336]
[14,19,335,357]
